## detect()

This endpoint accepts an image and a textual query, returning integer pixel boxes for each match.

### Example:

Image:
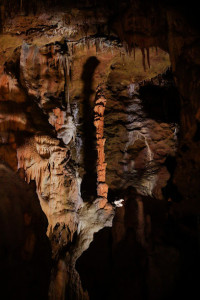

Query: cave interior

[0,1,200,300]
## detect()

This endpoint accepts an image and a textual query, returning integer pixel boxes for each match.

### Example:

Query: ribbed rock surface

[104,69,179,199]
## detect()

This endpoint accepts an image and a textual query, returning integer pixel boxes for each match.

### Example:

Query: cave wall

[111,0,200,216]
[0,1,200,299]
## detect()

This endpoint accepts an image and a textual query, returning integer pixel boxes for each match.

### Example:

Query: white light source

[114,199,124,207]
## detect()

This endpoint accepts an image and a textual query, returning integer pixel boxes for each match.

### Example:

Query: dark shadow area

[162,156,183,202]
[107,188,124,203]
[139,71,181,124]
[76,227,112,300]
[140,84,180,123]
[163,213,200,300]
[193,120,200,142]
[0,167,51,300]
[76,186,199,300]
[81,56,100,202]
[76,187,148,300]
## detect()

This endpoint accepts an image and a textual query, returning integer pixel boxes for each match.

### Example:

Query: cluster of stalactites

[141,47,151,71]
[17,143,48,193]
[73,37,120,55]
[122,41,153,71]
[57,41,74,113]
[94,89,108,208]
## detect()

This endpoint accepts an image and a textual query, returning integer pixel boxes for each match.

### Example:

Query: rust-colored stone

[94,91,108,201]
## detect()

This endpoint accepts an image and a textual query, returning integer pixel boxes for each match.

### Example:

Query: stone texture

[104,70,178,200]
[94,91,108,203]
[0,29,174,300]
[0,2,200,299]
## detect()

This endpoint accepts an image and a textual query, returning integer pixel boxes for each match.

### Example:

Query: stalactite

[71,43,74,55]
[99,38,103,52]
[146,47,150,68]
[17,144,48,194]
[95,38,100,53]
[128,43,132,57]
[63,55,71,114]
[86,38,90,50]
[141,48,146,71]
[123,41,129,56]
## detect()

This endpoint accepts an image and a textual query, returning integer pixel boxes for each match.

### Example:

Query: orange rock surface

[94,92,108,204]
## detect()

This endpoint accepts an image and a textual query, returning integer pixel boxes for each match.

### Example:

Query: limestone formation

[94,90,108,206]
[0,1,200,299]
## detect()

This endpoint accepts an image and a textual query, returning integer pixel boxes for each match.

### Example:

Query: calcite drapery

[17,134,83,237]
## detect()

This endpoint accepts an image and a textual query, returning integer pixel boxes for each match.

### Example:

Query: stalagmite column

[94,89,108,208]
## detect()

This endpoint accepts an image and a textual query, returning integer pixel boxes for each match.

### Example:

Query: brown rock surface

[0,24,174,299]
[0,2,200,299]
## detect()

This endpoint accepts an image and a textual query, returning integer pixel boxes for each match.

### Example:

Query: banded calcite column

[94,91,108,208]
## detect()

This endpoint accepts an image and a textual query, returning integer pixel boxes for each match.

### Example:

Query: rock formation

[0,1,200,299]
[94,88,108,208]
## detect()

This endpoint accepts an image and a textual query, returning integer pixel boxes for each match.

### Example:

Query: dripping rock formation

[0,1,200,300]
